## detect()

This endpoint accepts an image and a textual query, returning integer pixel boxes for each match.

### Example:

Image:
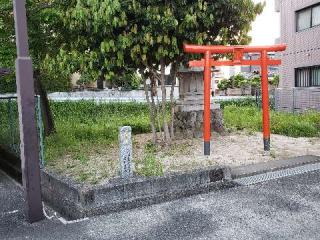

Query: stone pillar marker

[119,126,133,179]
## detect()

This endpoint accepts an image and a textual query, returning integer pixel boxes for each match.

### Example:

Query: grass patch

[135,141,164,177]
[2,99,319,183]
[224,105,320,137]
[45,101,151,164]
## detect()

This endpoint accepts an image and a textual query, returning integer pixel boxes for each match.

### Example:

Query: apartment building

[275,0,320,112]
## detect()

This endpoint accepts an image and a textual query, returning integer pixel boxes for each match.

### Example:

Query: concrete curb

[41,167,233,220]
[231,155,320,179]
[2,153,319,220]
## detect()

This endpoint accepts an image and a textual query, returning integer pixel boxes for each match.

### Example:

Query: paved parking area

[1,167,320,240]
[0,170,24,219]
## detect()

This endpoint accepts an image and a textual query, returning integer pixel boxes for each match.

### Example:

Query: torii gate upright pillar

[184,44,286,155]
[203,51,211,155]
[261,50,270,151]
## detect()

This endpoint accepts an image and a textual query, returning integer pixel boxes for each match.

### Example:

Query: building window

[312,5,320,26]
[295,66,320,87]
[296,3,320,31]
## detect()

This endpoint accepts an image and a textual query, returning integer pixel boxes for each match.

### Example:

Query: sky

[249,0,280,45]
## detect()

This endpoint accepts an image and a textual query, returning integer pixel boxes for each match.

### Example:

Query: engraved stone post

[119,126,133,179]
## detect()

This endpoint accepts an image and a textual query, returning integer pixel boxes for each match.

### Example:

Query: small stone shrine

[174,67,224,138]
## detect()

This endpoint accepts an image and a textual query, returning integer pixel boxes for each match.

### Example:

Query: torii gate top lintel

[184,44,286,54]
[184,44,287,67]
[183,43,287,156]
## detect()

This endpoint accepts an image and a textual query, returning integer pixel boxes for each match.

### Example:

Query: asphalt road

[1,168,320,240]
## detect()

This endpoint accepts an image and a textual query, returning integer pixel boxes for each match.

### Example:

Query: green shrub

[0,74,16,93]
[217,96,275,110]
[218,98,257,109]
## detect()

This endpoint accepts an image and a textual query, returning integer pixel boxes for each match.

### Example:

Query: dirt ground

[152,132,320,174]
[48,131,320,184]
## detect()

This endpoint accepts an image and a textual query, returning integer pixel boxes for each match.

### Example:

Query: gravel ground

[156,131,320,173]
[47,131,320,184]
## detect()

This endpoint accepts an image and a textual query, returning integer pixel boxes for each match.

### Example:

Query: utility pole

[13,0,44,223]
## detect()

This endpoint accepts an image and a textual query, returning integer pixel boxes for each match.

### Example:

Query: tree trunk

[160,58,171,143]
[97,74,104,89]
[34,71,55,136]
[144,78,157,143]
[153,77,163,139]
[169,62,177,139]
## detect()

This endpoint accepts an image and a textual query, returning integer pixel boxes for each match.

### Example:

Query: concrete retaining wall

[41,167,232,220]
[47,88,179,102]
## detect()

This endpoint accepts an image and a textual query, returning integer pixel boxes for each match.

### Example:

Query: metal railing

[255,89,275,110]
[0,95,45,167]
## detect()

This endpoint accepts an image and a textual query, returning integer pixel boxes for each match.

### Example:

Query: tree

[217,78,231,91]
[231,74,249,88]
[269,74,279,87]
[0,0,70,89]
[115,72,143,90]
[218,74,252,95]
[53,0,264,144]
[250,75,261,88]
[0,0,16,93]
[0,0,72,135]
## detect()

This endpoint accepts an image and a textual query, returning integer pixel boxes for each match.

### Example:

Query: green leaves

[1,0,264,93]
[218,74,258,90]
[0,18,4,30]
[100,40,116,53]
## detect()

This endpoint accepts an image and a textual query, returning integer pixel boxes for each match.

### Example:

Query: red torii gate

[184,44,287,155]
